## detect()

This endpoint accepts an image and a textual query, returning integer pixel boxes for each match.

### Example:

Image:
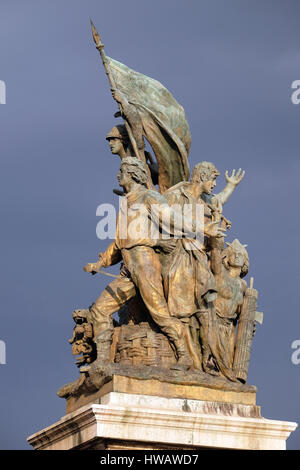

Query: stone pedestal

[28,378,297,450]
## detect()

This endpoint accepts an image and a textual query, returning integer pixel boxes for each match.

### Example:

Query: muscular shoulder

[165,181,189,196]
[164,181,189,204]
[142,189,168,205]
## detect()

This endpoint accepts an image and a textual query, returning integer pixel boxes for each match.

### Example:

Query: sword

[98,269,119,279]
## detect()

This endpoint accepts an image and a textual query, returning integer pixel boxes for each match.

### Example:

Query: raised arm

[215,168,245,206]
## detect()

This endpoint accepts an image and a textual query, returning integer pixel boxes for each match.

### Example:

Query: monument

[27,21,297,451]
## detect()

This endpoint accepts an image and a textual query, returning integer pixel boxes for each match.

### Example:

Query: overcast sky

[0,0,300,449]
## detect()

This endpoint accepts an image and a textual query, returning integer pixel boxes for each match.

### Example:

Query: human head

[118,157,148,188]
[106,125,130,156]
[222,239,249,278]
[190,161,220,194]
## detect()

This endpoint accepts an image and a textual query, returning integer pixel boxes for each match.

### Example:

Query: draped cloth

[106,57,191,192]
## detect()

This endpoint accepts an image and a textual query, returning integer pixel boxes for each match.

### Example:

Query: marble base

[27,392,297,450]
[65,374,257,414]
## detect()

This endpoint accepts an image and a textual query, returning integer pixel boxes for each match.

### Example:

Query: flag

[106,57,191,192]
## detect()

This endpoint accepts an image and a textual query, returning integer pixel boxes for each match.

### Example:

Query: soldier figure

[106,124,158,187]
[83,157,223,370]
[163,162,244,373]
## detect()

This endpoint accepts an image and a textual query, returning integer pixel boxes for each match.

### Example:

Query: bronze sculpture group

[58,22,262,401]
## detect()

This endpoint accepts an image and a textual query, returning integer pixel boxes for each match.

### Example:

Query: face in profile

[108,137,123,155]
[117,165,130,188]
[202,176,217,195]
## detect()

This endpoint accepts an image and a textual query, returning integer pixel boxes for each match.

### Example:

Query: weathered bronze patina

[58,23,262,406]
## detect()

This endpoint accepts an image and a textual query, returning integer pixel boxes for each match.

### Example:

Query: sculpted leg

[123,246,192,368]
[89,276,136,363]
[196,306,219,375]
[197,308,211,372]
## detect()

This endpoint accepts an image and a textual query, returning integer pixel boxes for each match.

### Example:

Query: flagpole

[90,21,148,171]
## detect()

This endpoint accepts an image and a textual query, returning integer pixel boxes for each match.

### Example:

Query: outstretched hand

[225,168,245,186]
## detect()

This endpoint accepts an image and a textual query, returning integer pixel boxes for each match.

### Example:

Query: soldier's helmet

[106,124,129,142]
